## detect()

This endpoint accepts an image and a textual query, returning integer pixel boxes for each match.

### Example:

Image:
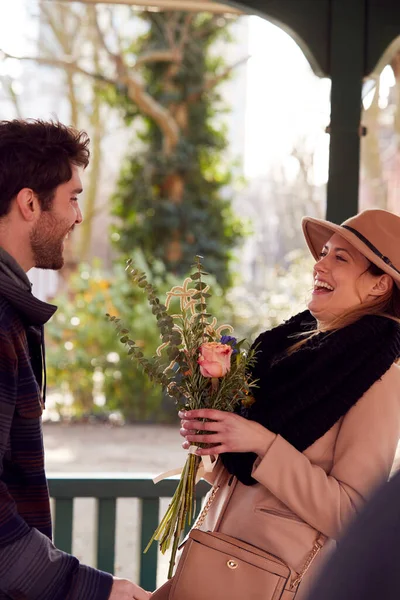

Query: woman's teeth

[314,279,334,291]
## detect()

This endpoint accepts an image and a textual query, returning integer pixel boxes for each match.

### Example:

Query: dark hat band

[342,225,400,275]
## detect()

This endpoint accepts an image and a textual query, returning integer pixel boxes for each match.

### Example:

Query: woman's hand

[178,409,275,458]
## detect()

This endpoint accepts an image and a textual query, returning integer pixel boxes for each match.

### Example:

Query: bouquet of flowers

[107,256,258,577]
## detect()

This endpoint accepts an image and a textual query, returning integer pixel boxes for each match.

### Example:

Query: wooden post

[326,0,366,223]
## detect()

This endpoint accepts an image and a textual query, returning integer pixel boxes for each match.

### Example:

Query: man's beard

[30,212,72,270]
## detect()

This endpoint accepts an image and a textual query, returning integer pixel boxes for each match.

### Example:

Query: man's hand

[109,577,151,600]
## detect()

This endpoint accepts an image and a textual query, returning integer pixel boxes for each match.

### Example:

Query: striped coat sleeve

[0,327,113,600]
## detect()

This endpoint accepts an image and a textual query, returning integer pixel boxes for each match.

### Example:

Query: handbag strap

[194,479,325,590]
[290,534,325,590]
[194,485,221,530]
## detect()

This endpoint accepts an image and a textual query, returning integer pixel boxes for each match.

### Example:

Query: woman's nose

[315,256,329,274]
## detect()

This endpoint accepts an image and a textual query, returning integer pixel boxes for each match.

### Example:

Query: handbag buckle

[227,560,238,569]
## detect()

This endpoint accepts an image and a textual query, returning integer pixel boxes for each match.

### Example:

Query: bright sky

[0,0,31,56]
[0,3,331,184]
[244,16,331,183]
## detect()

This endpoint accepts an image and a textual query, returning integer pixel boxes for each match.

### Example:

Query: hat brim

[302,216,400,287]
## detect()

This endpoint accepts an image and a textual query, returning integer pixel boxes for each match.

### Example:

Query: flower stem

[144,453,200,578]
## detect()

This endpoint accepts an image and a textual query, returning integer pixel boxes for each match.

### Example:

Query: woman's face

[307,233,384,324]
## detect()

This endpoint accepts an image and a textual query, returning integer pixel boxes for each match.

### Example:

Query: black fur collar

[222,310,400,486]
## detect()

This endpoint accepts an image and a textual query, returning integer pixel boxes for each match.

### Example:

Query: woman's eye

[319,251,327,258]
[336,255,346,262]
[71,197,78,202]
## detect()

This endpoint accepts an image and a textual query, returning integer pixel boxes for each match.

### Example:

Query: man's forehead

[68,166,83,192]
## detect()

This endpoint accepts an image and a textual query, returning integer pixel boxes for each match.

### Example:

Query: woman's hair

[0,119,90,217]
[287,262,400,354]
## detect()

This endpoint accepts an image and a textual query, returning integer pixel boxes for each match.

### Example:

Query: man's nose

[75,204,83,224]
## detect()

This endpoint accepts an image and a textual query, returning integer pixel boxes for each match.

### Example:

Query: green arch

[220,0,329,77]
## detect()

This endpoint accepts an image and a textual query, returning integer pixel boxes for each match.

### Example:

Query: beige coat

[198,362,400,598]
[153,363,400,599]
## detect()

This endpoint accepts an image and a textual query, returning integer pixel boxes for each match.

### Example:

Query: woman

[155,208,400,599]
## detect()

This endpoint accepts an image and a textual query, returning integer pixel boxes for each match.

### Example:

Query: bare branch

[39,3,82,61]
[164,12,180,49]
[0,49,116,85]
[123,73,180,153]
[133,49,182,68]
[177,12,194,53]
[0,76,23,119]
[0,48,180,153]
[106,6,124,54]
[91,5,117,59]
[187,54,250,103]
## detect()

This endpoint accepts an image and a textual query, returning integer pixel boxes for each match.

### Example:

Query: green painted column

[139,498,160,591]
[326,0,366,223]
[54,498,74,553]
[97,498,117,573]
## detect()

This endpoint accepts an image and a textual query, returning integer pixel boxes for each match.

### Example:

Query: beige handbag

[153,484,324,600]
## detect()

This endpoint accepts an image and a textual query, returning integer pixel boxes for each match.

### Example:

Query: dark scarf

[0,248,57,325]
[221,310,400,486]
[0,248,57,404]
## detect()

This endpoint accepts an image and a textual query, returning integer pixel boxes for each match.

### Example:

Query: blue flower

[220,335,238,354]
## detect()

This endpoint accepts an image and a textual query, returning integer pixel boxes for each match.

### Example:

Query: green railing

[48,474,210,591]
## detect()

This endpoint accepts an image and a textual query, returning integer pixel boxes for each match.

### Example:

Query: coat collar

[0,248,57,325]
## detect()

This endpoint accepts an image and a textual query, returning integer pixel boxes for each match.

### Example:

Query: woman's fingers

[180,419,221,431]
[182,439,222,452]
[195,444,226,455]
[178,409,226,421]
[183,432,219,444]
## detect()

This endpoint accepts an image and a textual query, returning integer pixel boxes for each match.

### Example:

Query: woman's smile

[313,278,335,294]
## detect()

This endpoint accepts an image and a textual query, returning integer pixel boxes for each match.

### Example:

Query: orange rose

[198,342,233,378]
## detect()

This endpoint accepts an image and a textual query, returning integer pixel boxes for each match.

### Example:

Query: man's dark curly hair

[0,119,90,217]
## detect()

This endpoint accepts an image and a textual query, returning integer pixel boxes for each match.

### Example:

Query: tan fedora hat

[302,208,400,287]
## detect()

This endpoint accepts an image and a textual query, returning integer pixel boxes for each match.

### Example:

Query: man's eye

[71,197,78,202]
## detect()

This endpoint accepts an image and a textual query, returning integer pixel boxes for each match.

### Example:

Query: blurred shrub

[46,261,167,422]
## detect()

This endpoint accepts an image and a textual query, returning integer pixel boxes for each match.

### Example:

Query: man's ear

[370,274,394,297]
[14,188,40,222]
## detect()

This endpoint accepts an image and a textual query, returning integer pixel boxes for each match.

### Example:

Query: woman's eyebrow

[323,245,353,256]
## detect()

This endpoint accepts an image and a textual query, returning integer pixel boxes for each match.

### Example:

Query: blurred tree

[361,77,387,209]
[36,2,107,270]
[0,3,245,287]
[109,11,245,287]
[360,42,400,211]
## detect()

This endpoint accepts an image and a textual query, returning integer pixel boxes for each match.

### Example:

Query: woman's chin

[307,298,327,321]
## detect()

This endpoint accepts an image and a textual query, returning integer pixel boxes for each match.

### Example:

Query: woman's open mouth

[313,278,334,294]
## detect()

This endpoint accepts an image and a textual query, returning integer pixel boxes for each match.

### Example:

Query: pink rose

[197,342,233,378]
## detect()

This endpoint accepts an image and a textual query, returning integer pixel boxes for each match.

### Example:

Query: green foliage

[46,261,165,422]
[111,12,244,288]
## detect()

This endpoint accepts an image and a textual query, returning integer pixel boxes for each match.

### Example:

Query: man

[306,471,400,600]
[0,119,150,600]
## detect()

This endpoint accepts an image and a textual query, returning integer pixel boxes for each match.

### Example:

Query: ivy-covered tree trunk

[112,12,243,288]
